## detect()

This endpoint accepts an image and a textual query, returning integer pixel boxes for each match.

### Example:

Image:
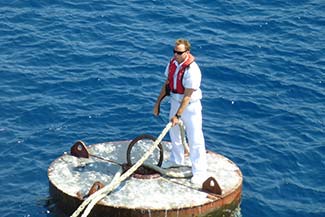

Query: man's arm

[153,79,170,116]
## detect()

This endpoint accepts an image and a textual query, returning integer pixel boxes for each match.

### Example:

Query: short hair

[175,39,191,51]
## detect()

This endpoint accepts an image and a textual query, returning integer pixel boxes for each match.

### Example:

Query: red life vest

[168,53,195,94]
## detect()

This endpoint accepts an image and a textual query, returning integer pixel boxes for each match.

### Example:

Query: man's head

[173,39,191,64]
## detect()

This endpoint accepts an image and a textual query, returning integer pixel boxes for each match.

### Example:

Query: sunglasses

[173,50,187,55]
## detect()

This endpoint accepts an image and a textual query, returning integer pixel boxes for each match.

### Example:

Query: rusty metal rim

[49,179,242,216]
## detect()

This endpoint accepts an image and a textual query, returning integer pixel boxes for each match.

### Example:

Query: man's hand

[153,103,160,116]
[171,115,179,126]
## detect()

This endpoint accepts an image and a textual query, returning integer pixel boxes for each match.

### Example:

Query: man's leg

[182,101,207,178]
[168,100,185,164]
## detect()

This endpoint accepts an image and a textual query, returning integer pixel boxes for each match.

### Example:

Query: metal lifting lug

[87,181,105,196]
[70,140,90,158]
[202,177,222,195]
[77,181,105,200]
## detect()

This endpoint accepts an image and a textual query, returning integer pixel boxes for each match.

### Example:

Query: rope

[70,122,173,217]
[70,167,123,217]
[178,120,190,155]
[80,167,123,217]
[143,163,192,178]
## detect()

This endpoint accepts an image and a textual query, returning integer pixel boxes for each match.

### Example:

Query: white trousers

[169,99,207,177]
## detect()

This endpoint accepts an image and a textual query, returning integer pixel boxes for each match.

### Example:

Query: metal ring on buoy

[126,134,164,167]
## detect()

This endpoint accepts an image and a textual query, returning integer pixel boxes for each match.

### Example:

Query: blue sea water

[0,0,324,216]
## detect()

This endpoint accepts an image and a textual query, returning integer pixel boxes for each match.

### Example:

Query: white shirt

[164,59,202,102]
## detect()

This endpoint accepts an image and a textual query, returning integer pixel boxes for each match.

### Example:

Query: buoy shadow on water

[48,140,243,217]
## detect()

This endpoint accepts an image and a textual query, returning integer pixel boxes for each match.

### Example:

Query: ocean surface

[0,1,324,217]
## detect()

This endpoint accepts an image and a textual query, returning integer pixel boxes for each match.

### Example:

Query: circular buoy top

[48,141,242,212]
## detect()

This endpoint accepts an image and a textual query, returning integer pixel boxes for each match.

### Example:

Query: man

[153,39,208,185]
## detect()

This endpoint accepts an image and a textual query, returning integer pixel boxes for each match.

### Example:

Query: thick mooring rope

[71,167,123,217]
[178,120,190,155]
[143,163,192,178]
[71,122,173,217]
